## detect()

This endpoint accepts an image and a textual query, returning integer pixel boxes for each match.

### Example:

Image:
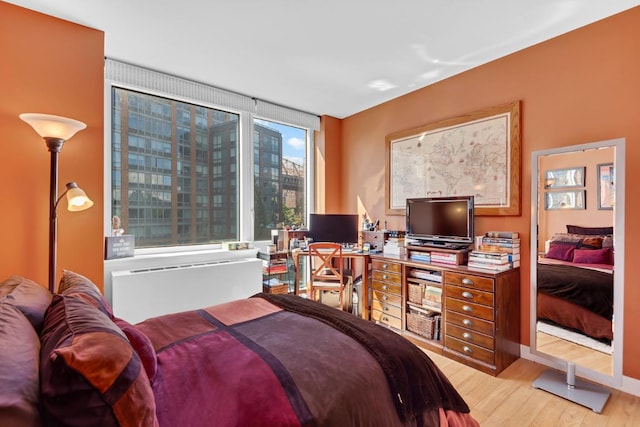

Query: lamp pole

[46,137,65,293]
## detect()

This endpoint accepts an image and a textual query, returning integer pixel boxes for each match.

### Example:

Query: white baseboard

[520,345,640,398]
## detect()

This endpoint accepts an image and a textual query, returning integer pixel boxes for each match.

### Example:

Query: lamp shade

[64,182,94,212]
[20,113,86,140]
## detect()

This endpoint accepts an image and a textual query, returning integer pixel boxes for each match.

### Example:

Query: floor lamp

[20,113,94,293]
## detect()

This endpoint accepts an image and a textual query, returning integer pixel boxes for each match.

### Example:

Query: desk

[291,249,371,320]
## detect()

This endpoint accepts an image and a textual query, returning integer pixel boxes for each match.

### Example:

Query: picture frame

[597,162,614,210]
[544,190,586,210]
[544,167,585,189]
[385,101,521,216]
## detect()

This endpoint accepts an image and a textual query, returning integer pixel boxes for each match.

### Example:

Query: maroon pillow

[545,242,575,262]
[573,248,612,265]
[40,295,157,427]
[566,225,613,236]
[0,303,42,427]
[114,317,158,383]
[58,270,113,318]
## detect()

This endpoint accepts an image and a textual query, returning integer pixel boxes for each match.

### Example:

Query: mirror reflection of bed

[530,139,625,413]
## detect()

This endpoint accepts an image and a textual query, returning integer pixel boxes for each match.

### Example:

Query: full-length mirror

[530,139,625,397]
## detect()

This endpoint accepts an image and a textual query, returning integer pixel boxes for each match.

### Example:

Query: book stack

[262,258,288,275]
[423,285,442,311]
[430,251,459,265]
[476,232,521,254]
[469,231,520,271]
[383,236,407,256]
[409,251,431,263]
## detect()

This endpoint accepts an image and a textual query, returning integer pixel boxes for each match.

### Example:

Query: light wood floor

[425,350,640,426]
[536,331,612,376]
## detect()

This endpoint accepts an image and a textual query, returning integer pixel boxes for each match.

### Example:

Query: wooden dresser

[369,259,402,330]
[442,268,520,375]
[369,253,520,376]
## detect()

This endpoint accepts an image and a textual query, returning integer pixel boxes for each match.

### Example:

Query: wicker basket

[406,307,439,339]
[408,282,425,305]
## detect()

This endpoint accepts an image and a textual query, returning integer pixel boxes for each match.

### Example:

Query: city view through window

[111,88,307,247]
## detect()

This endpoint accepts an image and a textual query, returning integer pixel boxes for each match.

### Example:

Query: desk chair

[307,242,353,311]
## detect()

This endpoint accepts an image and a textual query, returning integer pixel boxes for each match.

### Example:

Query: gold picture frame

[385,101,521,216]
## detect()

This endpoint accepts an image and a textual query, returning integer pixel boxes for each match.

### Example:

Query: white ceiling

[6,0,640,118]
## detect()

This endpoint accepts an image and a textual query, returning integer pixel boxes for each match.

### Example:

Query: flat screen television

[406,196,474,246]
[307,214,359,245]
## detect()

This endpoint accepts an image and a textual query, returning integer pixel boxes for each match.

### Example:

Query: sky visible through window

[255,119,305,165]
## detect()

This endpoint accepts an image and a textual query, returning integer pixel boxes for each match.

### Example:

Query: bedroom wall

[0,3,104,289]
[328,7,640,380]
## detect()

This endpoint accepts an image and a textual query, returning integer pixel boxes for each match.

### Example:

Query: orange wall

[328,8,640,379]
[0,3,104,289]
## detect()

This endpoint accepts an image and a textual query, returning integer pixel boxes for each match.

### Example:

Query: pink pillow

[114,318,158,383]
[545,243,575,262]
[573,248,612,265]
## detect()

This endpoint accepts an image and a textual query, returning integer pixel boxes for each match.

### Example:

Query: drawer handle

[383,274,389,280]
[382,263,389,269]
[462,291,473,299]
[463,319,473,326]
[382,295,388,301]
[383,306,389,311]
[382,316,389,322]
[382,285,389,291]
[462,278,474,286]
[462,305,473,312]
[463,332,473,340]
[463,346,473,354]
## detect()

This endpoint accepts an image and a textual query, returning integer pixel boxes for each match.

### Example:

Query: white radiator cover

[111,257,262,324]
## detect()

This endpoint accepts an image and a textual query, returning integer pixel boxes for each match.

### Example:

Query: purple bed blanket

[136,293,477,426]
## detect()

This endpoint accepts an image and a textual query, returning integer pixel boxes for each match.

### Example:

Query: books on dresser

[470,231,520,270]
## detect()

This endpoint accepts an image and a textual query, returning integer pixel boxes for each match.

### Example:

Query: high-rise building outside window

[253,119,307,241]
[112,88,240,247]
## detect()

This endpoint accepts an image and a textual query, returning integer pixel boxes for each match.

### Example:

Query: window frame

[104,62,317,255]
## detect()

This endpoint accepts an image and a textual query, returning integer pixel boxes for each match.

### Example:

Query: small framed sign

[105,235,135,260]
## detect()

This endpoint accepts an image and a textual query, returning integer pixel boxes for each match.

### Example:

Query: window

[112,88,240,247]
[253,119,307,240]
[107,60,318,250]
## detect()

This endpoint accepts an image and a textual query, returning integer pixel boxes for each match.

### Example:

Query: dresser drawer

[372,280,401,295]
[444,272,494,292]
[372,270,402,286]
[445,323,494,350]
[371,309,402,330]
[371,289,401,306]
[445,335,495,365]
[446,285,494,307]
[371,299,402,318]
[371,260,402,274]
[445,297,494,322]
[446,311,494,336]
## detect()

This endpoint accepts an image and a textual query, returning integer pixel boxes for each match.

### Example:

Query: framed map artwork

[385,101,521,216]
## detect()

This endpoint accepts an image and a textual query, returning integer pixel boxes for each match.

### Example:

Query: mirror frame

[530,138,625,388]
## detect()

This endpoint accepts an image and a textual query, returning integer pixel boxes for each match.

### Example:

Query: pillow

[0,303,42,427]
[58,270,113,318]
[40,295,157,427]
[0,275,52,332]
[573,247,613,265]
[550,233,603,250]
[566,225,613,236]
[545,242,575,262]
[114,317,158,383]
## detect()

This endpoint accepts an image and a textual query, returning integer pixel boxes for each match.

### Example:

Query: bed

[1,271,479,427]
[536,227,614,343]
